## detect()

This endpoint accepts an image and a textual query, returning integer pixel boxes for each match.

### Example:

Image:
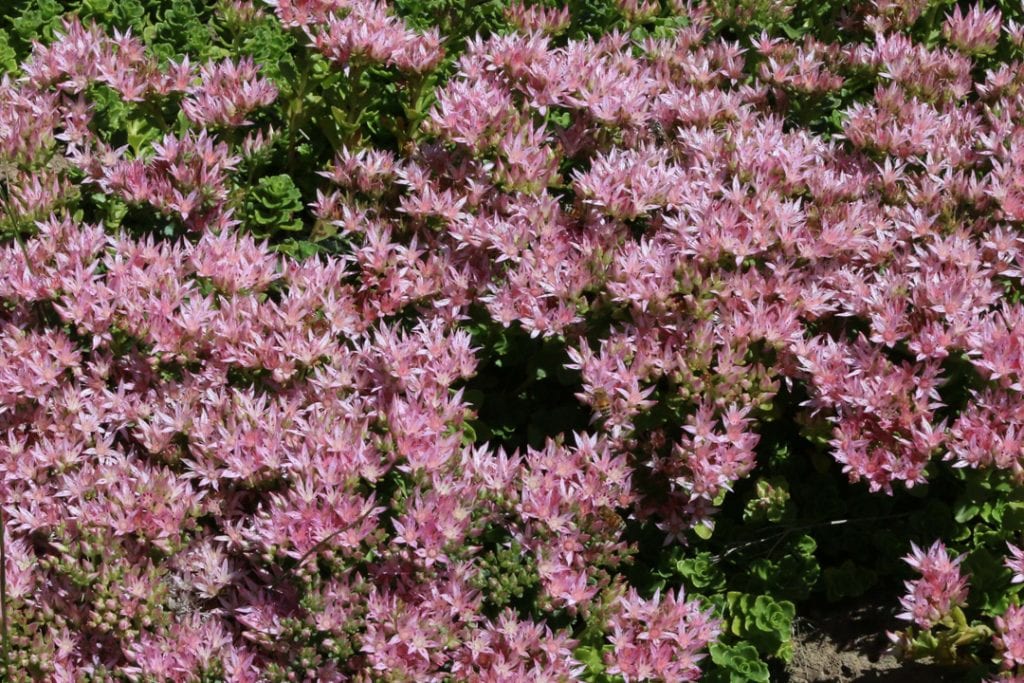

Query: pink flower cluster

[73,130,242,231]
[182,58,278,127]
[268,0,444,72]
[607,588,719,681]
[21,19,191,100]
[896,541,969,630]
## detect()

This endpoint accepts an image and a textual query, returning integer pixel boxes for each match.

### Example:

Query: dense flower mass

[3,0,1024,679]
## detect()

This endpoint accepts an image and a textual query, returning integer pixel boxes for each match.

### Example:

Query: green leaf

[964,547,1014,617]
[955,503,981,524]
[0,30,18,74]
[244,174,305,237]
[574,644,616,681]
[126,116,160,154]
[744,534,820,602]
[677,552,727,592]
[709,642,770,683]
[748,595,796,660]
[273,239,321,259]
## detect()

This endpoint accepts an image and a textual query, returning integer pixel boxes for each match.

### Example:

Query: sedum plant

[4,0,1024,681]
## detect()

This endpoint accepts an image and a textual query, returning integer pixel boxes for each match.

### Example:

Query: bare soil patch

[784,604,960,682]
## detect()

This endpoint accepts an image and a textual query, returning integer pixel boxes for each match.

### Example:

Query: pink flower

[943,4,1002,55]
[897,541,970,629]
[182,58,278,127]
[996,604,1024,671]
[607,587,720,682]
[1007,543,1024,585]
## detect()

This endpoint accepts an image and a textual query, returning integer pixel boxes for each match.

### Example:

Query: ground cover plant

[4,0,1024,680]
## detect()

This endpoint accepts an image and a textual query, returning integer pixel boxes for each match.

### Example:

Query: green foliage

[77,0,147,31]
[677,551,728,593]
[0,0,287,71]
[964,548,1014,617]
[893,606,994,670]
[5,1,1024,680]
[0,30,18,74]
[244,174,306,238]
[743,534,820,602]
[471,536,542,616]
[706,0,796,33]
[462,311,590,450]
[707,642,771,683]
[394,0,509,49]
[942,469,1024,616]
[698,578,798,679]
[145,0,217,61]
[85,192,130,230]
[87,84,165,153]
[5,0,65,58]
[722,592,796,661]
[563,0,628,38]
[573,644,618,683]
[235,16,296,85]
[629,14,690,41]
[742,476,793,525]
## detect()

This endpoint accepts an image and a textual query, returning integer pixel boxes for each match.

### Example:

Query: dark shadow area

[458,309,591,452]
